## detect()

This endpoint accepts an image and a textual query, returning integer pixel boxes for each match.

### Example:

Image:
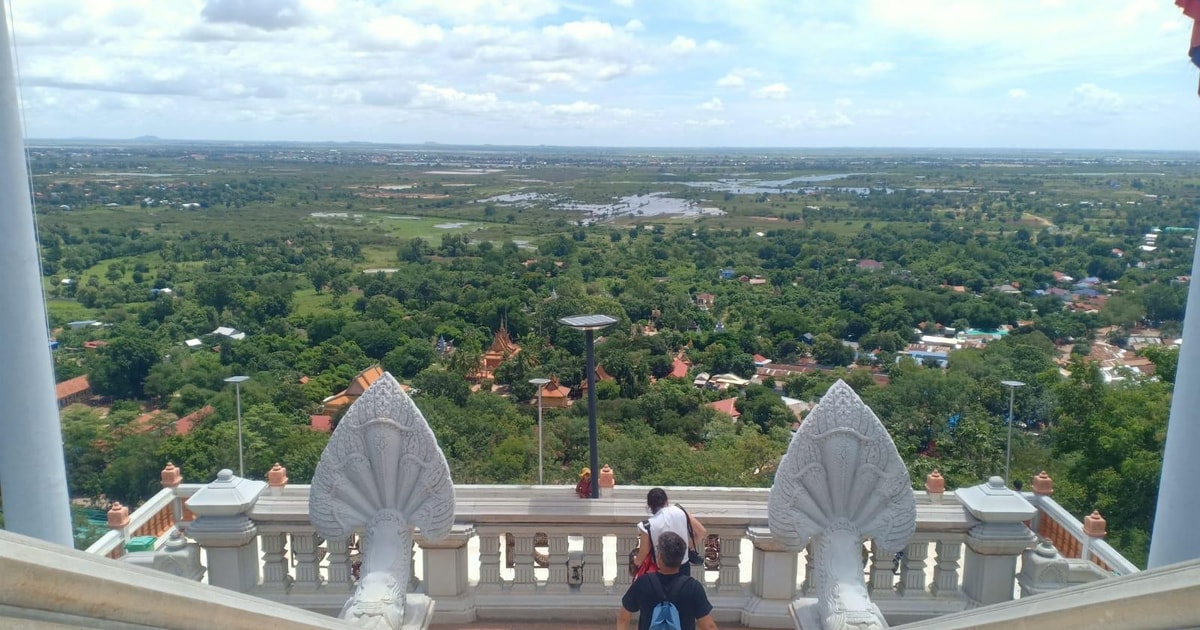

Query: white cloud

[716,67,760,88]
[774,110,853,130]
[547,100,601,115]
[685,117,729,127]
[716,74,744,88]
[669,36,697,54]
[751,83,790,100]
[362,16,444,51]
[391,0,560,23]
[1071,83,1125,114]
[613,0,635,6]
[9,0,1198,147]
[201,0,311,31]
[851,61,895,78]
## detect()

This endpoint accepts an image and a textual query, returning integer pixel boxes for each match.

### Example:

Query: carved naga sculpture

[768,380,915,630]
[310,372,455,630]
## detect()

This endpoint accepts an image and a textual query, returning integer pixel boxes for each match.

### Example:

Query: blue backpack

[646,572,689,630]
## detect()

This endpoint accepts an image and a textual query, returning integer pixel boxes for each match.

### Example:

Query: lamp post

[529,377,550,485]
[558,314,618,500]
[1001,379,1025,486]
[224,375,250,477]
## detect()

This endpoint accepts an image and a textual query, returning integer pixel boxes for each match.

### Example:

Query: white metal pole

[1150,214,1200,567]
[0,1,75,546]
[236,382,244,477]
[1005,386,1014,485]
[537,385,544,485]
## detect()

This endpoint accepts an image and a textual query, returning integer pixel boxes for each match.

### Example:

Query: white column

[418,524,476,624]
[184,470,266,593]
[1150,215,1200,568]
[742,527,798,629]
[0,1,73,547]
[957,477,1036,607]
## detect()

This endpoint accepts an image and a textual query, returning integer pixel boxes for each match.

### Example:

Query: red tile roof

[310,414,333,432]
[540,377,572,399]
[668,358,689,379]
[707,397,741,418]
[176,405,213,436]
[55,375,91,401]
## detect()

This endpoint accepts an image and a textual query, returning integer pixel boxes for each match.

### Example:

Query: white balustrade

[92,483,1140,627]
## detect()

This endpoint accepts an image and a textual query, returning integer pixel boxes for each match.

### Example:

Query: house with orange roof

[707,397,741,419]
[310,414,333,432]
[537,377,573,408]
[55,375,91,408]
[578,364,616,394]
[320,364,394,415]
[175,405,213,436]
[667,357,690,379]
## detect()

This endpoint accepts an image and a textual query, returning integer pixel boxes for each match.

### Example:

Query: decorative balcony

[70,470,1138,629]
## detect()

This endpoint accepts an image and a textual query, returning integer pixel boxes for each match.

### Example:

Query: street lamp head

[529,377,551,386]
[224,375,250,384]
[558,314,618,331]
[1001,380,1025,388]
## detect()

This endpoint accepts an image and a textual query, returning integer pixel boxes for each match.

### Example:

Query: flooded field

[477,191,723,221]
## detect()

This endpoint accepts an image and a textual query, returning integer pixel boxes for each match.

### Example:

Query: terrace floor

[431,623,750,630]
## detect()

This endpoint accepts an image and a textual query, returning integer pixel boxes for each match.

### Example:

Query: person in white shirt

[632,487,707,577]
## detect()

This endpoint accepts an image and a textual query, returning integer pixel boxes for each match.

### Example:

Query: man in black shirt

[618,531,717,630]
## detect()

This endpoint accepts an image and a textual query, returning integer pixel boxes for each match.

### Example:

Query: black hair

[647,487,668,514]
[657,531,686,570]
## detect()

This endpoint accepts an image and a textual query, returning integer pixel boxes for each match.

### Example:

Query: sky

[8,0,1200,150]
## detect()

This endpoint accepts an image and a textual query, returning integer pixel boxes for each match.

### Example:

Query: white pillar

[0,1,73,547]
[957,476,1036,607]
[1150,215,1200,568]
[418,524,476,624]
[185,469,266,593]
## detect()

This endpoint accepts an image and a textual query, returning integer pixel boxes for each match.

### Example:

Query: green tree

[383,338,437,379]
[413,366,470,406]
[87,331,161,399]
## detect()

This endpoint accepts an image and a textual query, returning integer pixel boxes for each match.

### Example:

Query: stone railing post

[1017,539,1068,596]
[1082,510,1107,563]
[957,476,1036,607]
[106,502,130,557]
[160,462,184,525]
[418,524,476,624]
[926,470,946,504]
[743,527,797,628]
[1029,470,1054,533]
[152,527,206,581]
[184,469,266,593]
[598,464,615,499]
[266,463,287,496]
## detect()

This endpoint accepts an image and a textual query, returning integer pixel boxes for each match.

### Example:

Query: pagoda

[473,323,521,380]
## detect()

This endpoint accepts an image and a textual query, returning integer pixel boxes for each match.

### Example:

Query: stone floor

[432,619,744,624]
[432,619,614,624]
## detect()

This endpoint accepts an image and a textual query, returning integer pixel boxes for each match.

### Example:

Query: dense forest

[27,144,1200,566]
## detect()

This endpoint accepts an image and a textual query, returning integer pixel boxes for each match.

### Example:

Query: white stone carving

[768,380,916,630]
[310,372,455,630]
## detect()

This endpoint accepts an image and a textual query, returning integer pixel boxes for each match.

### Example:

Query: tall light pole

[559,314,617,500]
[1001,379,1025,486]
[225,375,250,477]
[529,377,550,485]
